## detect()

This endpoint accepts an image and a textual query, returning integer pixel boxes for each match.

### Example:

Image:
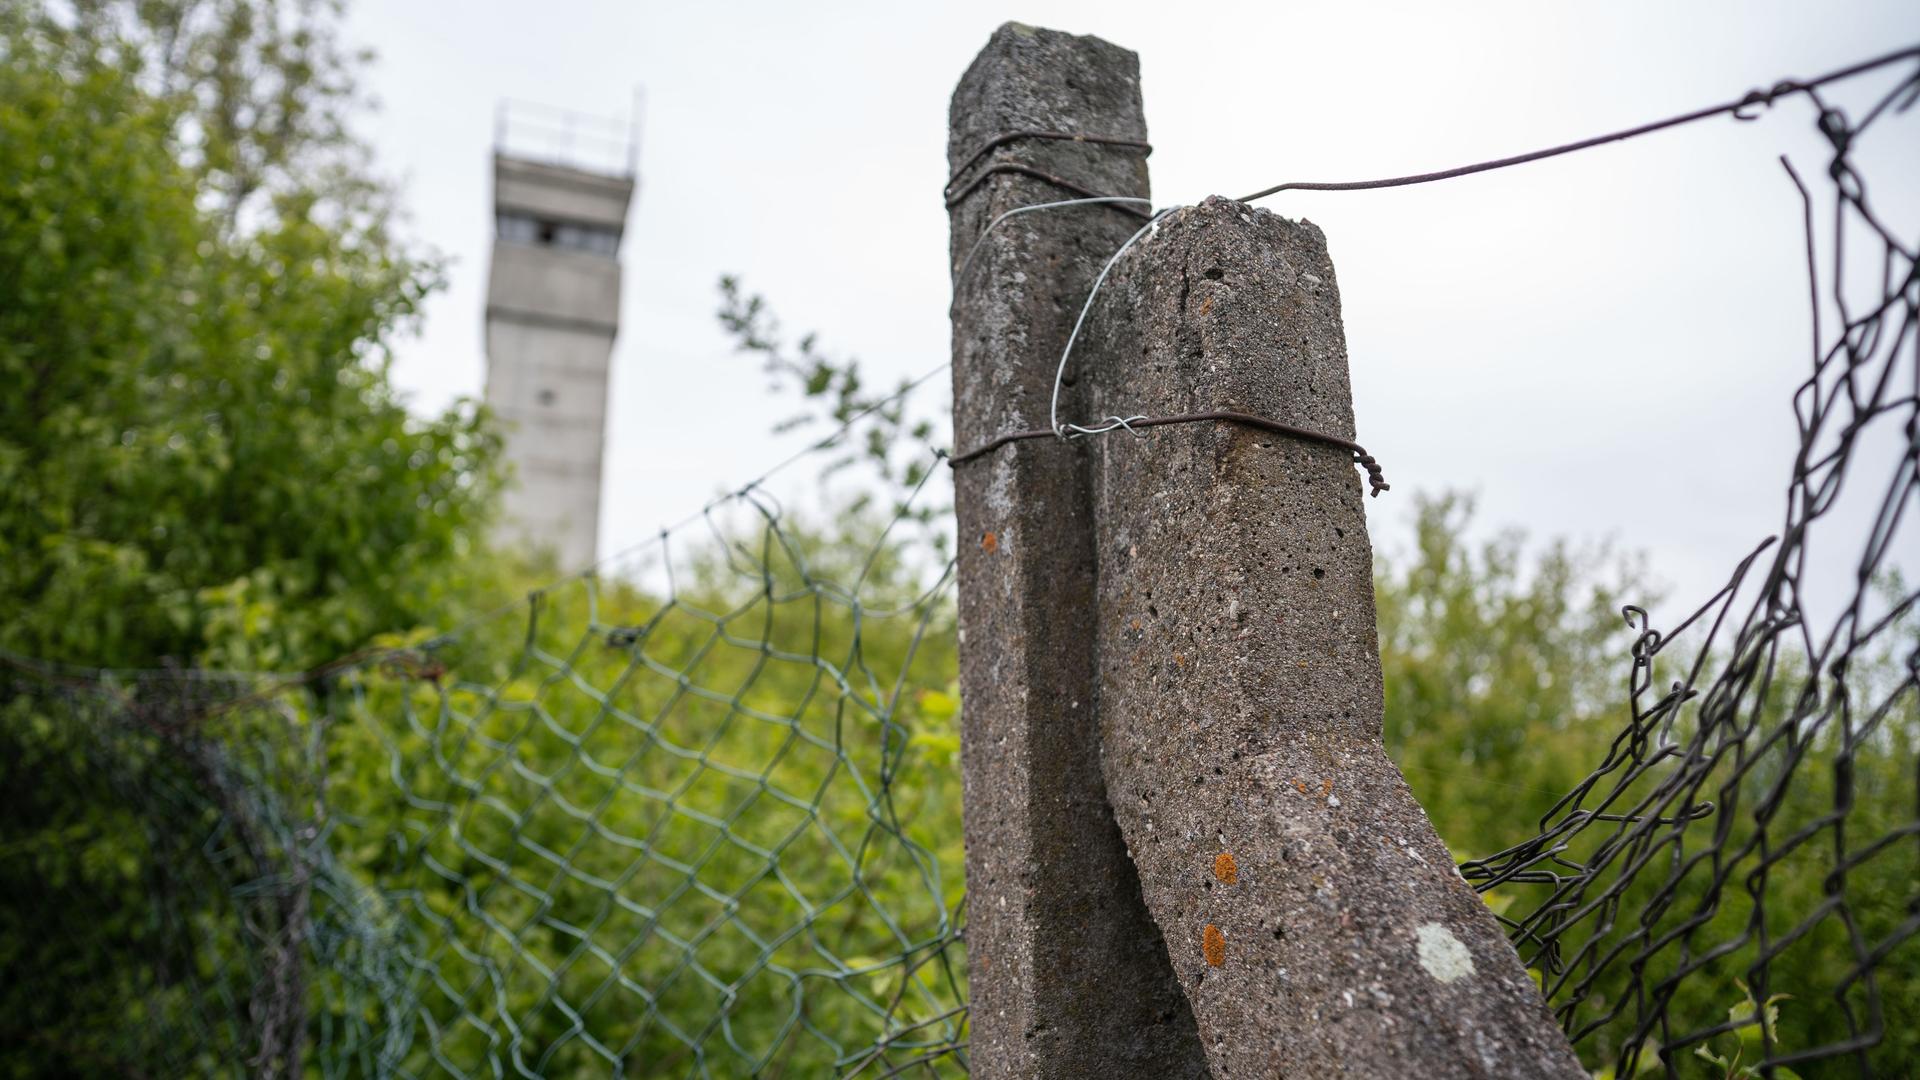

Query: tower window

[497,212,620,256]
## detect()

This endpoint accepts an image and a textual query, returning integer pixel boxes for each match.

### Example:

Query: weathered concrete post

[946,23,1210,1079]
[1081,196,1587,1076]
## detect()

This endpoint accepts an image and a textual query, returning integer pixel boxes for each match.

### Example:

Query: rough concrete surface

[485,156,633,570]
[946,23,1210,1080]
[1082,197,1586,1078]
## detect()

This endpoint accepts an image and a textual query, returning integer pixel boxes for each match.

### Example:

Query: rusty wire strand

[1235,43,1920,203]
[943,129,1152,194]
[946,410,1389,495]
[942,129,1152,216]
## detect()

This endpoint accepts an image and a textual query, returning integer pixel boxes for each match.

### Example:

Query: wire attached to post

[944,129,1154,217]
[948,410,1389,497]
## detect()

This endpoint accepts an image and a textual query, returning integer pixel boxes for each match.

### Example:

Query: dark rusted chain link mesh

[1456,68,1920,1077]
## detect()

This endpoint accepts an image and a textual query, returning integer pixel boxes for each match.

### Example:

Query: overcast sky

[343,0,1918,621]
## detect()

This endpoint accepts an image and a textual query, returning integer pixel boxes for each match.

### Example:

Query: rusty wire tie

[944,128,1153,217]
[948,410,1389,497]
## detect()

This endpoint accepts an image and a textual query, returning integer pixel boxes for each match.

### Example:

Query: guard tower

[484,101,638,568]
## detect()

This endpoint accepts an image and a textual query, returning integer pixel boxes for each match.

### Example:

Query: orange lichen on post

[1213,852,1238,885]
[1202,923,1226,967]
[981,531,998,553]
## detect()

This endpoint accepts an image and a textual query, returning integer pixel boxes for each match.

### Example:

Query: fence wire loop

[942,128,1153,217]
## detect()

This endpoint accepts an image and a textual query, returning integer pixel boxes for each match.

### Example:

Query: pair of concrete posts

[947,24,1584,1078]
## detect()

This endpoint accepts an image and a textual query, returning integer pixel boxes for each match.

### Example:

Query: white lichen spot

[1415,923,1476,983]
[985,464,1015,517]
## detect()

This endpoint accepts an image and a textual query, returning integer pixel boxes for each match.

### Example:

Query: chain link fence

[3,474,970,1078]
[1459,66,1920,1078]
[2,48,1916,1080]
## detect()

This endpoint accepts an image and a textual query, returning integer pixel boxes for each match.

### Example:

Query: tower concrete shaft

[484,151,634,569]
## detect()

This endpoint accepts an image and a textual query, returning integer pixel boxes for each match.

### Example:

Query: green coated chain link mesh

[1,472,970,1078]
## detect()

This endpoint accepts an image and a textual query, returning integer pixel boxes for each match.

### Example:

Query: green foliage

[0,6,504,1074]
[32,0,386,227]
[1377,492,1645,862]
[310,515,966,1075]
[1690,981,1802,1080]
[9,472,1911,1075]
[716,277,950,556]
[0,10,501,672]
[1381,496,1919,1078]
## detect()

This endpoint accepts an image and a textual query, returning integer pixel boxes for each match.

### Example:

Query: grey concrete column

[1081,196,1586,1077]
[946,23,1210,1080]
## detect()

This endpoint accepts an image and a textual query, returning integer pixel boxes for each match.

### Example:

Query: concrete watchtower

[484,102,637,569]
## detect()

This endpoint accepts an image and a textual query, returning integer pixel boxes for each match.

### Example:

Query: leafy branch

[716,276,952,550]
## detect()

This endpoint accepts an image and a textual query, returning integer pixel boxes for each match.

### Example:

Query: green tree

[1376,492,1646,862]
[0,5,503,1074]
[0,3,500,673]
[33,0,386,228]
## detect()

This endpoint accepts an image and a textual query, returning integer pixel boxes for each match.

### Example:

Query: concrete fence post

[948,24,1583,1078]
[1079,196,1586,1077]
[946,22,1211,1079]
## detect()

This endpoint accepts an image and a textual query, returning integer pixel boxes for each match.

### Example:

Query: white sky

[345,0,1918,619]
